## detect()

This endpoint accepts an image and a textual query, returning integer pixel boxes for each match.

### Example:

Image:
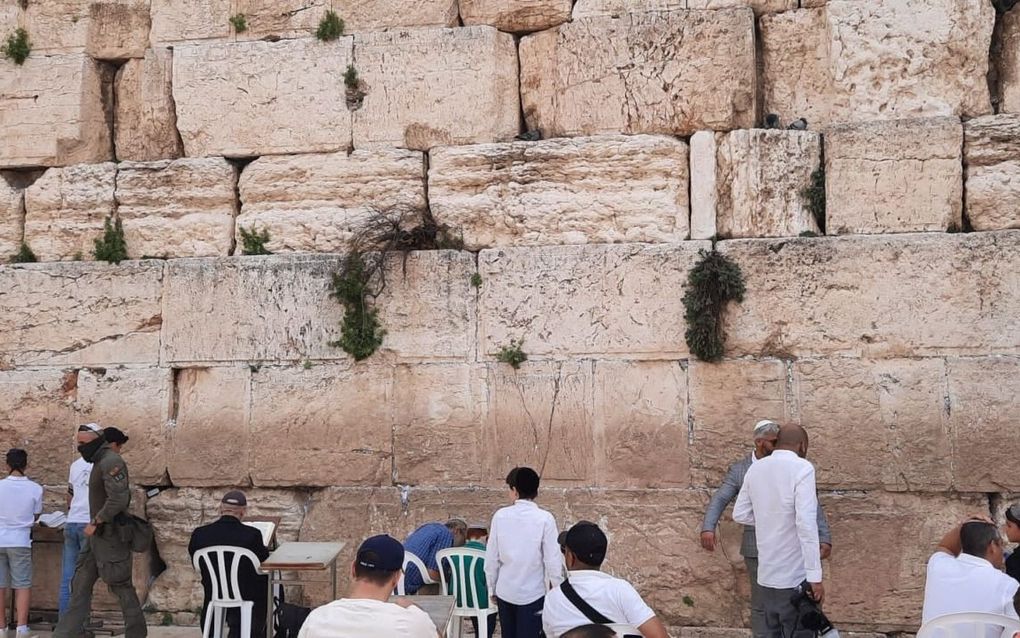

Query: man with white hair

[700,420,832,638]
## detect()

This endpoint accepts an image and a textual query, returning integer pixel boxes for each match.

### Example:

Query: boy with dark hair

[0,448,44,637]
[485,467,562,638]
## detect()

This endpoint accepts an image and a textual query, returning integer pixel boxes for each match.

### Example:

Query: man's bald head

[776,424,809,457]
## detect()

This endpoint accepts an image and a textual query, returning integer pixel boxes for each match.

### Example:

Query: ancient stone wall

[2,0,1020,635]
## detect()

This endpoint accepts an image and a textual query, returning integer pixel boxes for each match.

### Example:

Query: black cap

[221,490,247,506]
[104,427,129,445]
[558,520,596,547]
[356,535,404,572]
[564,522,608,566]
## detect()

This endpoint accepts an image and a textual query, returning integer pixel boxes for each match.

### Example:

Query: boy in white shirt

[0,448,44,637]
[60,424,98,617]
[485,467,563,638]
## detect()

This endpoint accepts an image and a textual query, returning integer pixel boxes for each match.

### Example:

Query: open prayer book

[244,517,279,548]
[38,512,67,528]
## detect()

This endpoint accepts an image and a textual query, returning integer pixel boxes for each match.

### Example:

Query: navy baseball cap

[356,535,404,572]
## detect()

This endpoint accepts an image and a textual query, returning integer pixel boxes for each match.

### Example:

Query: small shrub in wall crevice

[10,242,37,263]
[93,216,128,264]
[496,339,527,369]
[682,249,746,362]
[2,28,30,65]
[229,14,247,33]
[316,11,344,41]
[239,226,272,255]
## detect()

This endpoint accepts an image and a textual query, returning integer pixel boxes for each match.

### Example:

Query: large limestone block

[826,118,963,234]
[86,1,151,59]
[713,130,820,238]
[0,261,164,367]
[115,48,184,162]
[149,0,230,44]
[520,10,756,138]
[236,149,427,253]
[74,367,171,485]
[249,364,393,487]
[161,251,475,364]
[173,39,354,157]
[1002,5,1020,115]
[116,158,237,258]
[0,370,77,486]
[23,163,117,261]
[167,367,250,486]
[428,135,690,249]
[459,0,572,32]
[822,491,986,630]
[231,0,329,40]
[352,27,520,150]
[478,242,710,359]
[760,2,994,128]
[573,0,795,17]
[963,114,1020,231]
[0,54,113,168]
[689,131,717,240]
[0,176,24,259]
[719,232,1020,359]
[947,356,1020,492]
[329,0,458,32]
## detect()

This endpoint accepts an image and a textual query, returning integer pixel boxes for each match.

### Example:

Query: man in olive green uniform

[54,424,146,638]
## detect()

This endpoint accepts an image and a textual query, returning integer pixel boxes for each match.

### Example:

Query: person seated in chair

[402,519,467,594]
[188,491,270,638]
[444,525,497,638]
[542,522,668,638]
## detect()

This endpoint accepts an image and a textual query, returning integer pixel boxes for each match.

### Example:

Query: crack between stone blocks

[538,360,564,477]
[472,250,481,364]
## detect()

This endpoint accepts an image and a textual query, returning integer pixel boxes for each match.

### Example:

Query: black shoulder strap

[559,580,613,625]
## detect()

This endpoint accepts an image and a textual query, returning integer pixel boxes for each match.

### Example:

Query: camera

[790,581,840,638]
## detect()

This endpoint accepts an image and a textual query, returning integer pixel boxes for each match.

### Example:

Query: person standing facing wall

[60,424,100,618]
[0,448,44,637]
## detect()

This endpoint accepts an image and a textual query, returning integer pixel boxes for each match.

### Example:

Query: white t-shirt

[297,598,438,638]
[67,458,93,524]
[0,475,44,547]
[922,552,1019,638]
[542,570,656,638]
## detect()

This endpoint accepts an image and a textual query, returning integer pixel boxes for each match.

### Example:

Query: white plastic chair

[917,612,1020,638]
[192,545,267,638]
[437,547,495,638]
[395,551,437,596]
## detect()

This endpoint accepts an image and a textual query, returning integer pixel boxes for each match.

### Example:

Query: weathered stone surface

[821,491,985,630]
[168,367,250,486]
[173,39,353,157]
[479,243,709,359]
[353,27,520,150]
[249,364,393,487]
[149,0,230,44]
[428,135,690,249]
[573,0,794,17]
[793,358,951,491]
[826,118,963,234]
[117,158,236,258]
[947,356,1020,492]
[689,131,717,241]
[86,1,151,59]
[8,0,146,57]
[161,251,475,364]
[459,0,571,32]
[963,114,1020,231]
[23,163,117,261]
[719,232,1020,359]
[520,10,756,138]
[760,2,994,128]
[0,261,164,367]
[0,176,24,259]
[1000,4,1020,115]
[330,0,458,32]
[714,130,820,238]
[115,48,184,162]
[231,0,328,40]
[0,369,76,486]
[0,54,113,168]
[236,149,426,253]
[74,367,171,485]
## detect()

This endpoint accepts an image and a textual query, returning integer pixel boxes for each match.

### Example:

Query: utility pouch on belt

[114,513,155,553]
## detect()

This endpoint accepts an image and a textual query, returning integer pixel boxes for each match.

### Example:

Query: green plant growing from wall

[682,249,746,362]
[93,216,128,264]
[2,28,31,65]
[800,165,825,233]
[229,14,247,33]
[330,252,386,361]
[316,10,344,41]
[10,242,37,263]
[470,272,482,288]
[496,339,527,369]
[344,64,358,89]
[239,226,272,255]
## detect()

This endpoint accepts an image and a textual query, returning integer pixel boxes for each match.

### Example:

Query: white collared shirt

[297,598,437,638]
[0,475,44,547]
[922,551,1019,637]
[67,458,93,524]
[485,499,563,605]
[733,449,822,588]
[542,570,656,637]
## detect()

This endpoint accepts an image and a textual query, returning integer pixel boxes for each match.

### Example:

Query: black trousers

[496,596,544,638]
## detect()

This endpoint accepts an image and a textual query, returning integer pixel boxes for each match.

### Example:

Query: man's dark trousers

[57,534,146,638]
[496,596,544,638]
[761,586,816,638]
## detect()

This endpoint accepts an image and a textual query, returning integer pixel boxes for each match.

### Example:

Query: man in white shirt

[733,424,823,638]
[921,517,1020,636]
[0,448,44,637]
[543,522,667,638]
[298,534,439,638]
[60,424,98,617]
[486,467,563,638]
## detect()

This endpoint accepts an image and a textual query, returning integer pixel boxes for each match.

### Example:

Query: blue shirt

[403,523,454,594]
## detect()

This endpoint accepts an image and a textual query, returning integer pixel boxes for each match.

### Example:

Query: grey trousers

[745,557,767,638]
[759,584,815,638]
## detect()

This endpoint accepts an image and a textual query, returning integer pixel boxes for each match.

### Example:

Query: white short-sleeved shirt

[922,552,1019,638]
[485,500,564,605]
[542,570,656,638]
[0,475,44,547]
[296,598,438,638]
[67,458,93,524]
